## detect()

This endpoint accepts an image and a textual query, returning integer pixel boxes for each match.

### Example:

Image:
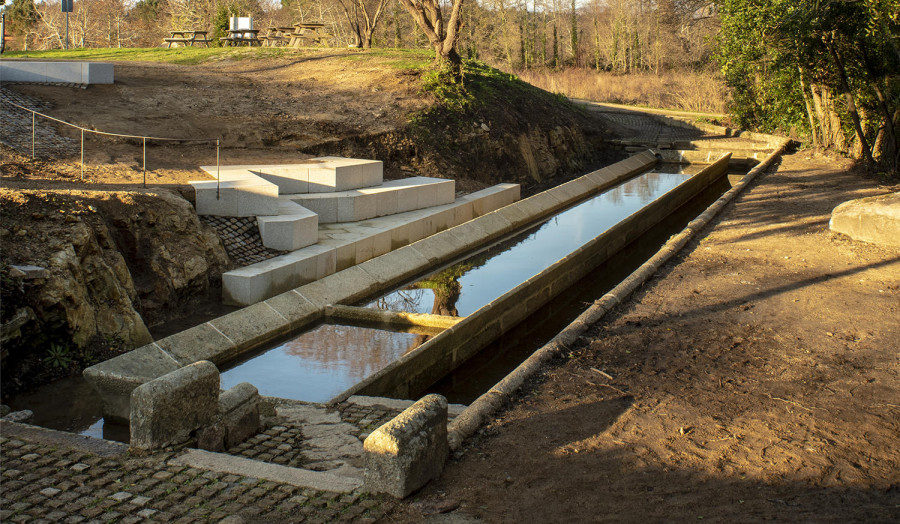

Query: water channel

[218,170,695,401]
[6,163,733,440]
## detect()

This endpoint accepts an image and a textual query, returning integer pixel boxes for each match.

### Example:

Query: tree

[715,0,899,173]
[396,0,466,72]
[336,0,389,49]
[3,0,37,49]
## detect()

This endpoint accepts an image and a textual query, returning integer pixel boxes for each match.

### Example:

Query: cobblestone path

[0,404,408,523]
[0,87,79,160]
[199,216,288,267]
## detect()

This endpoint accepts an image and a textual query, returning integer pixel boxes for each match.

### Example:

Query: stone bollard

[363,394,449,498]
[220,382,260,450]
[130,361,219,452]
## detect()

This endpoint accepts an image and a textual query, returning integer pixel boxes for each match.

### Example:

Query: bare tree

[396,0,465,70]
[336,0,388,48]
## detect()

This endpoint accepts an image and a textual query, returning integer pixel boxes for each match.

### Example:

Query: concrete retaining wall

[84,152,658,422]
[0,61,114,84]
[334,154,731,402]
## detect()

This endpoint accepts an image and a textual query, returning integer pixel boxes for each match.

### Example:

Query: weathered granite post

[129,361,219,452]
[363,394,449,498]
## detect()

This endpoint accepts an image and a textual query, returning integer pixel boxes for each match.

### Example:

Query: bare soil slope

[4,51,613,193]
[393,151,900,522]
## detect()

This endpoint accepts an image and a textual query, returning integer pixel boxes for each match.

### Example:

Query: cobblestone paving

[0,87,79,159]
[227,401,403,472]
[597,111,707,143]
[0,424,396,523]
[199,216,288,266]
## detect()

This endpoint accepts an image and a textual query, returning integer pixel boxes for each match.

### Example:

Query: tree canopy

[715,0,899,173]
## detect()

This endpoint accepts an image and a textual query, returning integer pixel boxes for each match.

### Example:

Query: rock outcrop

[0,187,230,394]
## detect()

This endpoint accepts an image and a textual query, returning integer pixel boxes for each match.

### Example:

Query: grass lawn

[2,47,434,68]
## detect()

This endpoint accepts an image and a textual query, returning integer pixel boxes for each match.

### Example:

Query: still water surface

[220,171,690,402]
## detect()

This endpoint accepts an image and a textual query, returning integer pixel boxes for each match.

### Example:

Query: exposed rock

[830,192,900,247]
[0,187,231,397]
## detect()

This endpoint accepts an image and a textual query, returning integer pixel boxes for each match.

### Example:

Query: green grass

[3,46,436,68]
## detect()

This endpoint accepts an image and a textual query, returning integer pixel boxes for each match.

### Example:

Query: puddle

[5,375,128,442]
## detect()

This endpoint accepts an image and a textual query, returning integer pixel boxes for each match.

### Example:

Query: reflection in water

[373,172,691,317]
[5,375,129,443]
[220,323,431,402]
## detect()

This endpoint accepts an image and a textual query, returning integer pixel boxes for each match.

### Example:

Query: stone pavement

[1,396,466,523]
[199,216,288,266]
[0,87,79,160]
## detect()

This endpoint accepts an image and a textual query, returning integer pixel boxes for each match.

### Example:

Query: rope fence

[1,98,222,195]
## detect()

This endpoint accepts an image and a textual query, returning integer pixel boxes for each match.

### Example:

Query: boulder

[830,192,900,247]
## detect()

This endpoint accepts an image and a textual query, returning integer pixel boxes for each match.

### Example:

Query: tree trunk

[859,43,899,171]
[828,40,874,164]
[397,0,465,76]
[798,67,820,148]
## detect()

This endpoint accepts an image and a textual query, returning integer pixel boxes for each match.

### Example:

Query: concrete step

[199,157,383,195]
[190,177,280,217]
[257,200,319,251]
[222,183,520,306]
[286,177,456,224]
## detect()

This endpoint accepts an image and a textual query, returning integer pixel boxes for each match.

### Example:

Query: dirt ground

[390,151,900,522]
[2,52,430,190]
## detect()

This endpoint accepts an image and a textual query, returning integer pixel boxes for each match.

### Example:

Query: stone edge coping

[345,395,467,418]
[0,420,128,457]
[84,153,654,418]
[445,137,793,450]
[169,448,362,494]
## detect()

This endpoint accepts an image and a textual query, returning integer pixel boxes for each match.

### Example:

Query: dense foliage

[715,0,899,173]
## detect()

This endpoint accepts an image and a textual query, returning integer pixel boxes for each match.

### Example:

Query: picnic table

[220,28,261,46]
[259,27,296,47]
[288,22,332,47]
[163,30,211,48]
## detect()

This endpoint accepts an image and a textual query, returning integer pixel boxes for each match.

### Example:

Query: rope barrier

[1,98,221,191]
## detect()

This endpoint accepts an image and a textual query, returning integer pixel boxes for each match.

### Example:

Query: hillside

[2,48,617,194]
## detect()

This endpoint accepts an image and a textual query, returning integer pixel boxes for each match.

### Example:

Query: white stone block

[223,267,273,307]
[375,190,399,217]
[257,213,318,251]
[250,166,309,194]
[372,230,392,257]
[293,196,337,223]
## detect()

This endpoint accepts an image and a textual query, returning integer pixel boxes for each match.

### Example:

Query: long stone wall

[0,61,114,84]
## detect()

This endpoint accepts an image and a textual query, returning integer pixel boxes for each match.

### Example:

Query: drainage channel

[218,168,702,403]
[428,172,732,403]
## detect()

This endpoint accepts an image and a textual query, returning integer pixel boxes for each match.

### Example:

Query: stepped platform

[222,184,520,306]
[286,176,456,224]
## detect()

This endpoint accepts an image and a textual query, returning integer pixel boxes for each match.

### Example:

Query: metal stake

[80,128,84,180]
[31,112,35,159]
[216,139,220,200]
[142,137,147,188]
